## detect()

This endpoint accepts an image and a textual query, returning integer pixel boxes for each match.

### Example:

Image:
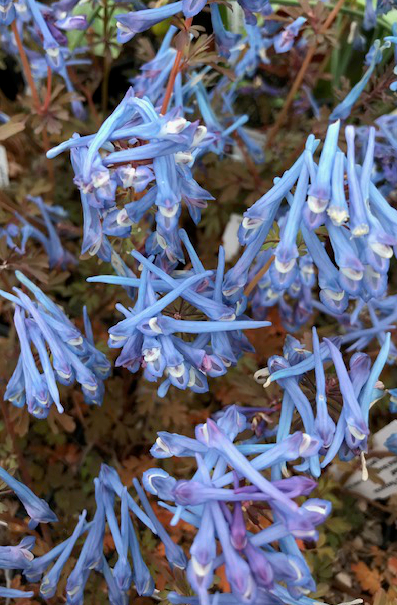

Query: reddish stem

[11,21,41,111]
[11,22,55,188]
[161,17,193,115]
[267,0,345,145]
[244,255,275,297]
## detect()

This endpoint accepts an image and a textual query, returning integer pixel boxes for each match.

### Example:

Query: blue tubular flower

[312,328,335,449]
[260,333,389,468]
[0,466,58,529]
[330,40,384,120]
[0,222,22,253]
[364,0,377,28]
[24,0,62,71]
[273,17,306,53]
[143,468,177,501]
[89,245,269,393]
[327,151,349,225]
[196,419,301,514]
[267,358,320,477]
[0,536,35,569]
[131,26,177,101]
[145,407,329,604]
[0,588,34,599]
[345,126,369,237]
[51,88,214,261]
[65,517,102,604]
[243,543,273,589]
[349,352,372,401]
[301,225,348,314]
[23,470,160,603]
[115,2,183,42]
[182,0,207,17]
[307,120,340,214]
[359,332,391,423]
[128,514,155,596]
[187,504,216,605]
[40,511,87,599]
[273,154,310,287]
[223,223,271,297]
[133,478,187,569]
[360,126,376,206]
[210,4,240,58]
[25,521,90,583]
[102,485,132,592]
[99,465,154,530]
[324,338,369,449]
[326,220,364,294]
[101,556,126,605]
[235,24,271,78]
[151,431,207,459]
[11,305,50,417]
[0,0,16,25]
[210,499,257,603]
[20,196,75,269]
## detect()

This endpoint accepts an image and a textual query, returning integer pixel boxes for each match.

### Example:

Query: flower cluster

[1,0,87,117]
[48,87,216,264]
[88,239,270,396]
[0,196,74,268]
[257,330,390,472]
[144,405,329,605]
[0,271,111,417]
[0,463,186,603]
[0,465,57,599]
[224,120,397,331]
[21,465,166,604]
[18,196,75,268]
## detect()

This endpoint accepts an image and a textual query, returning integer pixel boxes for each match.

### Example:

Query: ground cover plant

[0,0,397,602]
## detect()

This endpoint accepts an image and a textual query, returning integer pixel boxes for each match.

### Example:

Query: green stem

[331,13,342,87]
[70,4,102,51]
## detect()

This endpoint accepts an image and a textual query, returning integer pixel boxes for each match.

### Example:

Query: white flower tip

[274,256,296,274]
[327,206,349,225]
[254,367,269,384]
[163,117,187,134]
[307,195,328,214]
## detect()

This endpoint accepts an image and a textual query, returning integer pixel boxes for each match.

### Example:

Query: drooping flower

[0,466,58,529]
[0,271,111,417]
[223,122,397,331]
